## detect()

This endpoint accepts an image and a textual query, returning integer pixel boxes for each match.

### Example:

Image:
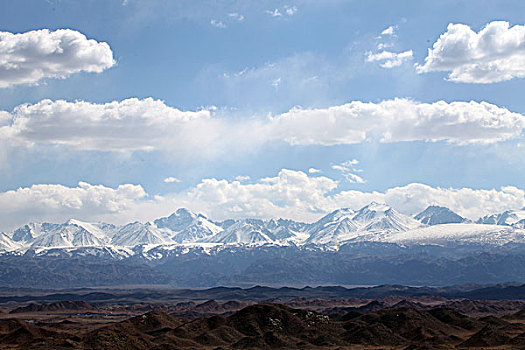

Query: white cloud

[0,29,115,88]
[378,183,525,221]
[381,25,396,36]
[331,159,365,184]
[1,98,215,153]
[0,182,146,231]
[173,169,339,220]
[177,171,525,223]
[266,5,297,18]
[228,12,244,21]
[285,5,298,16]
[1,171,524,231]
[417,21,525,83]
[377,42,393,50]
[234,175,250,182]
[367,50,413,68]
[266,9,282,17]
[210,19,226,28]
[308,168,321,174]
[164,177,181,183]
[0,98,523,160]
[270,99,525,145]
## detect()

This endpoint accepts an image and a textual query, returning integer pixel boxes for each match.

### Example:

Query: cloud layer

[271,99,525,145]
[1,98,523,159]
[1,169,524,231]
[417,21,525,83]
[0,29,115,88]
[1,98,213,152]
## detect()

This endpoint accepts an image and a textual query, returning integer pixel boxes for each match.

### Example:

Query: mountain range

[2,203,525,288]
[2,203,525,255]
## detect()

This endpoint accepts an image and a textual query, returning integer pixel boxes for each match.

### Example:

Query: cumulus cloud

[378,183,525,220]
[168,169,339,221]
[234,175,250,182]
[367,50,413,68]
[308,168,321,174]
[381,26,396,36]
[0,29,115,88]
[270,99,525,145]
[1,170,524,231]
[0,98,523,159]
[331,159,365,184]
[164,177,181,183]
[417,21,525,83]
[0,182,146,230]
[172,170,525,223]
[0,98,215,152]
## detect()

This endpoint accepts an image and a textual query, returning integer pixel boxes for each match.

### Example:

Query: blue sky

[0,0,524,229]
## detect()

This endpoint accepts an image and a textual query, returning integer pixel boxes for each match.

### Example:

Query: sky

[0,0,524,231]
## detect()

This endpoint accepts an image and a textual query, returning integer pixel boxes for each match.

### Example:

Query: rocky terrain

[1,298,525,349]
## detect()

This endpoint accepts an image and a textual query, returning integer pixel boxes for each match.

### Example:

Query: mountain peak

[175,207,196,217]
[414,206,465,225]
[361,202,391,212]
[65,218,86,226]
[477,209,525,227]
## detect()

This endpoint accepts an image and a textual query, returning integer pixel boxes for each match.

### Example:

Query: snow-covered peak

[350,202,422,232]
[304,203,422,245]
[11,222,58,243]
[0,232,19,251]
[64,219,109,239]
[154,208,222,243]
[112,222,170,246]
[30,221,107,248]
[202,220,274,244]
[176,207,198,218]
[477,209,525,227]
[154,208,200,230]
[310,208,355,228]
[414,205,466,225]
[352,202,393,224]
[363,201,390,211]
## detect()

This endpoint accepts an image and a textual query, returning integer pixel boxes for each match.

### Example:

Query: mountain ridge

[2,203,525,256]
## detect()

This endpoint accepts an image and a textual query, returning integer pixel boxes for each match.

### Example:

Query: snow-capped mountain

[2,203,525,255]
[30,219,113,248]
[11,220,116,248]
[477,209,525,228]
[266,220,299,241]
[154,208,222,243]
[305,203,422,245]
[305,208,359,245]
[111,222,169,246]
[414,205,466,225]
[385,223,525,246]
[202,219,275,244]
[12,222,58,243]
[0,232,19,251]
[353,202,421,232]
